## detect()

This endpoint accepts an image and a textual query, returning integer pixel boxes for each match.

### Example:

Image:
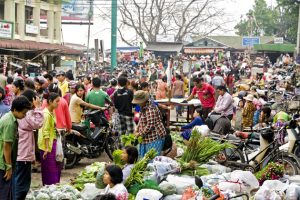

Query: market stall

[155,98,201,127]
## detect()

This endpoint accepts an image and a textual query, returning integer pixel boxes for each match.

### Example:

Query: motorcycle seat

[72,123,87,132]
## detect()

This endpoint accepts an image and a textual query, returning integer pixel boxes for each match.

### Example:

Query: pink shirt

[42,97,72,130]
[17,108,44,161]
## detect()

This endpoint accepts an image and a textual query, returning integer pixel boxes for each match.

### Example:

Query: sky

[61,0,275,50]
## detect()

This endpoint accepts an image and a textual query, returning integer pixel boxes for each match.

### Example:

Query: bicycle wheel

[273,156,298,176]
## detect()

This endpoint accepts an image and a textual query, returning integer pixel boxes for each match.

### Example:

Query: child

[121,146,138,181]
[242,94,256,129]
[180,108,204,140]
[103,165,128,200]
[0,96,32,199]
[233,99,244,131]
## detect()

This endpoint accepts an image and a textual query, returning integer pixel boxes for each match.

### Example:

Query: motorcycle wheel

[105,135,121,161]
[64,141,79,169]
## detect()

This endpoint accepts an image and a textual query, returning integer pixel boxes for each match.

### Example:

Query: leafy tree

[234,0,278,36]
[235,0,299,43]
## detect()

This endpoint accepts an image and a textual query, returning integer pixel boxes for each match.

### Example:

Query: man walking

[113,76,134,135]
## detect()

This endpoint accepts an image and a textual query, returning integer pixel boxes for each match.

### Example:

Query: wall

[3,0,61,44]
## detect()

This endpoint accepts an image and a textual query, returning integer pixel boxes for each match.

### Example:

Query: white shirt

[214,92,234,116]
[122,164,134,182]
[104,183,129,200]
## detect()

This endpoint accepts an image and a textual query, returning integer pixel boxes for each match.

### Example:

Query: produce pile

[72,162,106,191]
[26,184,81,200]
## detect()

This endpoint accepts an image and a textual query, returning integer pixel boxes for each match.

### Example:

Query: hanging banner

[61,0,94,24]
[0,21,14,39]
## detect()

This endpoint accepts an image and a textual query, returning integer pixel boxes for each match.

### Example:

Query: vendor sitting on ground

[121,146,138,182]
[103,165,128,200]
[180,108,204,140]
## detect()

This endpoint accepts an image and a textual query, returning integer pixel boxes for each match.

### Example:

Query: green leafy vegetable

[124,148,157,188]
[113,149,125,167]
[180,129,234,164]
[72,162,105,191]
[121,134,143,146]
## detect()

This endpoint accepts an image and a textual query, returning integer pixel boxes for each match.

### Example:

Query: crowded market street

[1,0,300,200]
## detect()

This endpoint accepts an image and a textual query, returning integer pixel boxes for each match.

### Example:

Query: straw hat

[132,90,150,104]
[244,94,254,102]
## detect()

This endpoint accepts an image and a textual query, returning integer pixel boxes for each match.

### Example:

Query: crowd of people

[0,52,299,200]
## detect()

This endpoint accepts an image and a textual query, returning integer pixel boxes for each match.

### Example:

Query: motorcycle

[64,109,121,169]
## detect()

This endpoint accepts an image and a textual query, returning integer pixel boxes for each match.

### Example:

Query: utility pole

[111,0,117,72]
[297,4,300,55]
[86,0,93,72]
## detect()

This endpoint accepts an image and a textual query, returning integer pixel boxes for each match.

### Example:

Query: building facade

[1,0,62,44]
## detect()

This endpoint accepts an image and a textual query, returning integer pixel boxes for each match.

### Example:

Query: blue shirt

[182,117,204,130]
[0,101,10,119]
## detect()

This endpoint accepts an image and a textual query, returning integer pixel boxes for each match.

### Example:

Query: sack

[56,133,64,162]
[163,128,172,151]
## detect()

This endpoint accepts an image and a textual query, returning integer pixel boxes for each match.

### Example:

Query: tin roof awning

[0,39,82,55]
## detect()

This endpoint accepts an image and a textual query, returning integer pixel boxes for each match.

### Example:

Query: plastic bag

[164,194,182,200]
[230,170,259,192]
[152,156,180,180]
[286,184,300,200]
[55,134,64,162]
[192,125,210,137]
[201,164,231,174]
[95,163,106,189]
[81,183,103,200]
[159,181,177,196]
[135,189,163,200]
[254,180,288,200]
[166,175,196,194]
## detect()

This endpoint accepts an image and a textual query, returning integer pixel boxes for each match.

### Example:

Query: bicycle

[211,128,300,175]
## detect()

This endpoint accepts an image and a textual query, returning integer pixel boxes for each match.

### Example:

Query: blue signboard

[242,37,260,46]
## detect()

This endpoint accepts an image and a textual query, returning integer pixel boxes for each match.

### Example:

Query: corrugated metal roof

[146,42,183,52]
[0,39,82,55]
[191,36,275,50]
[253,44,296,53]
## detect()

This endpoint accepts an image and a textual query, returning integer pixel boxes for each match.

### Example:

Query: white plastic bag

[192,125,210,137]
[286,184,300,200]
[135,189,163,200]
[230,170,259,192]
[80,183,103,200]
[254,180,288,200]
[166,175,196,194]
[55,133,64,162]
[159,181,177,196]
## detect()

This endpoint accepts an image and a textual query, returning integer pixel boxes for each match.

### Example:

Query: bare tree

[95,0,230,45]
[118,0,229,45]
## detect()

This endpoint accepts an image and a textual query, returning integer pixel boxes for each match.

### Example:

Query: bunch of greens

[171,132,187,150]
[121,134,143,146]
[180,130,234,164]
[112,149,125,167]
[177,160,210,176]
[256,162,284,185]
[72,162,105,191]
[124,148,157,188]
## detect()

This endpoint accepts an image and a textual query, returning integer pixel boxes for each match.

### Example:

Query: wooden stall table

[155,98,201,127]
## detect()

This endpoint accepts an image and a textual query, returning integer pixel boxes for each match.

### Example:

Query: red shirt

[192,83,215,108]
[42,97,72,130]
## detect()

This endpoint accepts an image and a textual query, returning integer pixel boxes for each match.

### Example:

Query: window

[15,3,18,34]
[25,6,33,24]
[0,1,4,20]
[40,9,48,37]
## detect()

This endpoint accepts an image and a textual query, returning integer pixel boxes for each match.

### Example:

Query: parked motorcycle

[64,109,120,169]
